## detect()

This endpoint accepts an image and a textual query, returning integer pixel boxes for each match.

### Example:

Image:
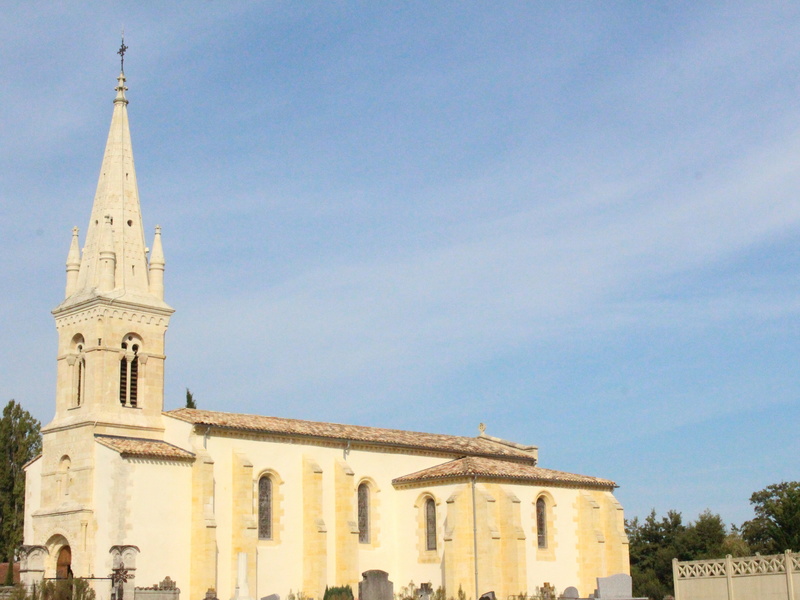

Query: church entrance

[56,546,72,579]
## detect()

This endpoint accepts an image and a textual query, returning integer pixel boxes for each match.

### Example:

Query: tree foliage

[185,388,197,409]
[741,481,800,554]
[627,509,737,600]
[0,400,42,578]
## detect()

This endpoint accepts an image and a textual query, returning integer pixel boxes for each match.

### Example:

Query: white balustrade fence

[673,550,799,600]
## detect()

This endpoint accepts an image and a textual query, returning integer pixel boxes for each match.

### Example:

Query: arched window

[258,475,272,540]
[119,337,140,407]
[358,482,370,544]
[536,496,547,549]
[425,497,437,551]
[75,351,85,407]
[70,335,86,408]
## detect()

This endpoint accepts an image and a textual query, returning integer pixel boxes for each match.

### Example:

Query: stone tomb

[359,571,393,600]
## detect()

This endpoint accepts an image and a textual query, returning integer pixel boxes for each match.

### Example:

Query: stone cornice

[53,294,174,320]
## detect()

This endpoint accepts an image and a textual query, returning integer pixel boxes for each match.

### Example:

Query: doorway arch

[56,545,72,579]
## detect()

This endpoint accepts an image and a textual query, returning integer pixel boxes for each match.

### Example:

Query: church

[22,62,630,600]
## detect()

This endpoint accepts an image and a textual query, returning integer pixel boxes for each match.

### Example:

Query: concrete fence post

[786,550,795,600]
[672,558,680,600]
[725,555,734,600]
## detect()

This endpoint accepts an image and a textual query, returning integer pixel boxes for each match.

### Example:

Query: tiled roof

[95,435,195,461]
[392,456,616,489]
[167,408,537,462]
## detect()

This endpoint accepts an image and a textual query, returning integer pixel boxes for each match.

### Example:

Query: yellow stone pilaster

[487,485,526,599]
[231,452,257,596]
[575,491,605,596]
[302,456,326,598]
[190,447,217,600]
[334,460,358,587]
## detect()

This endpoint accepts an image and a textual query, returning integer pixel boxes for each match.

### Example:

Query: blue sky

[2,2,799,527]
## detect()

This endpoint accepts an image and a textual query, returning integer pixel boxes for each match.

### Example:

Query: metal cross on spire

[118,31,128,72]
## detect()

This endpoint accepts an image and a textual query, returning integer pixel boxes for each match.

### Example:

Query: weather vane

[118,30,128,72]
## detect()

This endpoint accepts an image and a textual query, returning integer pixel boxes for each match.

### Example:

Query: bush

[11,579,96,600]
[324,585,354,600]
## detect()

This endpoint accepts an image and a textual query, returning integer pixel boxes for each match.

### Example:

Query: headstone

[232,553,253,600]
[418,583,432,600]
[359,570,393,600]
[205,590,219,600]
[562,587,580,599]
[595,574,632,599]
[262,595,280,600]
[478,593,496,600]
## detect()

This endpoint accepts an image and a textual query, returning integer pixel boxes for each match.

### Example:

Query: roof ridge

[392,455,616,489]
[165,407,538,462]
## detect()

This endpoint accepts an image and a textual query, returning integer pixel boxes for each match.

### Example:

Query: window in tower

[75,349,85,407]
[129,344,139,407]
[71,335,86,408]
[119,337,141,407]
[119,343,128,405]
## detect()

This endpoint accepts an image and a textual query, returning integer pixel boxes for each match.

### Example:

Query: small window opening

[258,476,272,540]
[76,357,84,407]
[425,497,437,551]
[119,340,140,407]
[358,483,370,544]
[127,220,132,226]
[536,497,547,549]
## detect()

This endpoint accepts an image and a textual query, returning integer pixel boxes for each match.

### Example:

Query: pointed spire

[148,225,165,300]
[70,63,151,300]
[65,227,81,298]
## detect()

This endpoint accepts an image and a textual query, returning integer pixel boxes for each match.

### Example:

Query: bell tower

[27,51,175,581]
[49,68,174,435]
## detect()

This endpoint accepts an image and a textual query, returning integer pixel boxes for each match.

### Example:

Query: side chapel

[22,63,630,600]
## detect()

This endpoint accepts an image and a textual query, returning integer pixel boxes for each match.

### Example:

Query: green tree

[627,510,685,600]
[185,388,197,409]
[741,481,800,554]
[627,509,734,600]
[0,400,42,582]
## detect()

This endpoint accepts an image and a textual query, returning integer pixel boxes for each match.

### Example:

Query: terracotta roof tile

[166,408,537,462]
[95,435,195,460]
[392,456,616,489]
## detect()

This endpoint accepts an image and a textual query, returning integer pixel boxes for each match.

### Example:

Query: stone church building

[22,66,630,600]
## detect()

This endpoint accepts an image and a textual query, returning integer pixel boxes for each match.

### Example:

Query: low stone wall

[673,550,800,600]
[135,576,179,600]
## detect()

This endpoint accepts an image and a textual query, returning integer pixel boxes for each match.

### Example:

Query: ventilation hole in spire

[126,173,129,180]
[127,220,132,227]
[95,220,99,225]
